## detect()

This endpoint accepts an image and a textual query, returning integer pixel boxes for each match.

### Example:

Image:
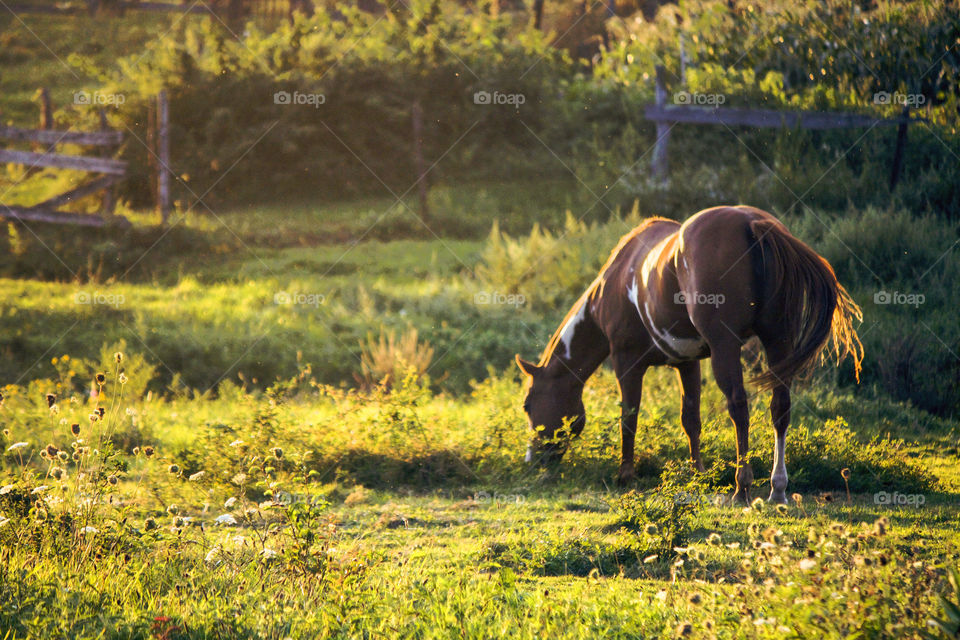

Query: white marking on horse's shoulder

[627,278,640,312]
[558,301,587,359]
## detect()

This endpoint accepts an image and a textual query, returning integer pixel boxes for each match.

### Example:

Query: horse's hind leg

[675,360,705,472]
[705,337,753,503]
[758,335,793,504]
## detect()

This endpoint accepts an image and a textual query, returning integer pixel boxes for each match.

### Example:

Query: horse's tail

[748,218,863,389]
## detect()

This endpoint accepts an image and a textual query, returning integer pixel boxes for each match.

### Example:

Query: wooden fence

[5,0,304,21]
[646,66,921,189]
[0,99,130,227]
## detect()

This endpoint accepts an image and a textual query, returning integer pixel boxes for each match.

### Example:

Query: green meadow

[2,1,960,638]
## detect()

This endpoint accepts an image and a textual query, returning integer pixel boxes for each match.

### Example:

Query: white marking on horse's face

[643,302,705,359]
[558,302,587,359]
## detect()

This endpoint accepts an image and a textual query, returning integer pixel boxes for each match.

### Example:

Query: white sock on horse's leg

[769,429,788,503]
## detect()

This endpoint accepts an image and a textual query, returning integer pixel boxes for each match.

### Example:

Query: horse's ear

[515,355,541,377]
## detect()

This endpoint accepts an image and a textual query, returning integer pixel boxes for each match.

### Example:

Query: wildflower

[261,548,278,560]
[188,471,205,482]
[31,485,49,494]
[168,464,180,475]
[643,554,659,564]
[89,413,99,423]
[118,374,128,385]
[51,467,64,480]
[643,523,659,536]
[751,497,764,512]
[799,558,818,571]
[95,373,106,385]
[224,497,238,508]
[776,503,788,516]
[70,423,80,436]
[49,404,59,415]
[115,352,123,363]
[6,442,29,452]
[96,407,105,418]
[144,518,157,531]
[172,516,185,528]
[741,558,753,570]
[81,526,98,534]
[270,447,283,460]
[229,439,245,448]
[132,447,140,456]
[675,622,693,637]
[2,429,9,437]
[167,504,180,515]
[72,451,80,461]
[215,514,237,526]
[57,451,68,462]
[706,532,722,546]
[143,446,155,458]
[45,444,58,458]
[46,393,56,408]
[107,475,118,486]
[204,546,221,565]
[0,485,14,494]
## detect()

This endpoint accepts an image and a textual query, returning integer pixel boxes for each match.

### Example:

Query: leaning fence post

[889,105,910,190]
[156,90,171,224]
[652,65,671,182]
[99,109,117,216]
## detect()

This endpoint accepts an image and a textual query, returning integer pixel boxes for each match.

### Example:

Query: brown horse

[516,206,862,503]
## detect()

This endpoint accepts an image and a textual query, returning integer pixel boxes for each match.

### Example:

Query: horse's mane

[538,217,676,367]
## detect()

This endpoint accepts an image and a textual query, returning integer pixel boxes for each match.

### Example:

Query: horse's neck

[541,293,610,383]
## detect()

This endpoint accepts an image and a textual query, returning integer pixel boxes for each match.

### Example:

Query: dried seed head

[270,447,283,460]
[57,451,68,462]
[107,475,118,486]
[46,393,56,408]
[791,492,803,505]
[133,446,141,456]
[675,622,693,637]
[706,532,722,546]
[144,517,157,531]
[841,468,851,480]
[776,503,788,516]
[72,451,80,461]
[168,464,180,475]
[643,523,659,536]
[118,374,128,385]
[89,413,99,423]
[688,593,702,605]
[70,423,80,436]
[167,504,180,515]
[144,446,155,458]
[95,373,106,385]
[115,352,123,363]
[45,444,58,458]
[51,467,64,480]
[96,407,105,418]
[40,450,49,459]
[751,497,765,512]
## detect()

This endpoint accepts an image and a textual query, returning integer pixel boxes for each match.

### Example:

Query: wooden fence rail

[647,65,922,189]
[0,101,130,228]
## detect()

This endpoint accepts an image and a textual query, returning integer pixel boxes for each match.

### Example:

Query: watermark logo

[270,491,328,506]
[874,491,925,507]
[873,290,924,308]
[473,90,526,107]
[674,291,725,308]
[274,291,325,307]
[873,91,926,107]
[273,90,326,108]
[74,91,125,106]
[674,91,726,106]
[73,291,125,308]
[474,490,525,505]
[474,291,525,307]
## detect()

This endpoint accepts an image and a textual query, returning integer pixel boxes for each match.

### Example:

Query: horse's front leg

[612,349,648,487]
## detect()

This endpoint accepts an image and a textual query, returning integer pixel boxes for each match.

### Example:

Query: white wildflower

[6,442,29,451]
[224,497,238,509]
[215,513,238,526]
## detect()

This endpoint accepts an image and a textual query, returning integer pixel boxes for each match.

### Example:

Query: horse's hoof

[730,489,751,505]
[767,491,788,504]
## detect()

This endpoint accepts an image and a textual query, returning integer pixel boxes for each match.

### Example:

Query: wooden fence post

[411,99,430,223]
[652,66,671,182]
[889,105,910,190]
[156,90,171,224]
[98,109,117,216]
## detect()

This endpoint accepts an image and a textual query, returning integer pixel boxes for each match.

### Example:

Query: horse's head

[515,355,586,465]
